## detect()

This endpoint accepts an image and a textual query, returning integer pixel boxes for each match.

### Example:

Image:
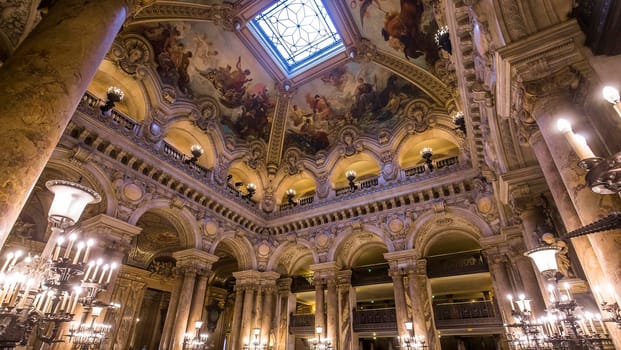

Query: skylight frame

[249,0,345,77]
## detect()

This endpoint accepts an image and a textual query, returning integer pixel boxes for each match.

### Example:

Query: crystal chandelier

[183,321,209,350]
[0,180,118,348]
[502,246,614,350]
[243,328,271,350]
[66,303,118,350]
[308,326,331,350]
[397,322,427,350]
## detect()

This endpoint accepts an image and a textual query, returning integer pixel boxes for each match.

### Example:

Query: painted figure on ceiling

[379,0,440,65]
[284,63,425,156]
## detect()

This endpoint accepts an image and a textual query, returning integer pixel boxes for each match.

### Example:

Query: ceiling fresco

[123,0,449,163]
[349,0,441,68]
[130,21,276,143]
[284,61,430,156]
[135,212,181,253]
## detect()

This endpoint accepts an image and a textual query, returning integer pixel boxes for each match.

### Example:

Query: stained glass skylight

[249,0,344,76]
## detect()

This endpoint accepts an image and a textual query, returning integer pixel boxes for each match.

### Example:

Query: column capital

[336,270,352,288]
[495,20,590,120]
[406,259,427,276]
[310,261,339,281]
[383,249,420,269]
[497,168,547,208]
[173,248,219,275]
[79,214,142,254]
[276,277,292,293]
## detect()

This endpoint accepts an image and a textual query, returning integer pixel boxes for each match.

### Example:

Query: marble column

[314,280,325,333]
[326,277,339,345]
[528,132,582,232]
[0,0,134,247]
[406,260,438,350]
[275,278,292,350]
[187,273,209,331]
[529,91,621,347]
[104,272,147,350]
[260,286,276,346]
[532,92,621,306]
[150,294,169,350]
[389,268,409,338]
[171,268,197,350]
[240,285,256,346]
[171,249,219,350]
[483,249,515,322]
[228,287,244,350]
[160,277,183,350]
[253,286,264,341]
[337,270,355,350]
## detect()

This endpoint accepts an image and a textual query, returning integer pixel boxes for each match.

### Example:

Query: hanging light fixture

[243,328,271,350]
[515,246,613,349]
[183,320,209,350]
[397,321,427,349]
[309,326,331,350]
[0,180,119,348]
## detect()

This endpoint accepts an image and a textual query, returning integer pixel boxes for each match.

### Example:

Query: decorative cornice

[128,1,236,28]
[495,20,591,120]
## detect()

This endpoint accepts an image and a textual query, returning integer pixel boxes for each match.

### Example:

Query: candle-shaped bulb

[603,86,620,104]
[556,118,572,133]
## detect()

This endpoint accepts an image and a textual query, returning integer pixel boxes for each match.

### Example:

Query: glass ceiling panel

[250,0,344,76]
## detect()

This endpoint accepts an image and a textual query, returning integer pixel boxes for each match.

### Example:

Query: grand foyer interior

[0,0,621,349]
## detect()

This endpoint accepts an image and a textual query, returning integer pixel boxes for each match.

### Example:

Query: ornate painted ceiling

[110,0,456,167]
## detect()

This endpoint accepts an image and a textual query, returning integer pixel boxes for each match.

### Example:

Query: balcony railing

[289,313,316,335]
[426,250,488,278]
[335,177,379,197]
[279,195,315,211]
[80,92,138,135]
[353,308,397,333]
[404,156,459,177]
[351,263,391,286]
[433,300,502,329]
[291,275,314,293]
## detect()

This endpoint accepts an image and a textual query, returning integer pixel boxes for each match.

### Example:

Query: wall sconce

[286,188,297,206]
[593,285,621,328]
[346,170,357,192]
[242,183,256,201]
[557,117,620,195]
[452,112,466,135]
[100,86,124,116]
[420,147,434,172]
[186,144,204,164]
